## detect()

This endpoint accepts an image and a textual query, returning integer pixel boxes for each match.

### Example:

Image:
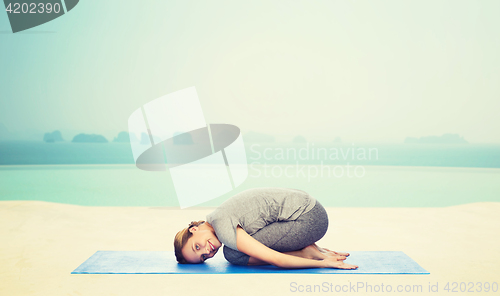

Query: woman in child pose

[174,187,358,269]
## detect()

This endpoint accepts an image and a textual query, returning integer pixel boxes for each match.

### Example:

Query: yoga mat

[72,251,429,274]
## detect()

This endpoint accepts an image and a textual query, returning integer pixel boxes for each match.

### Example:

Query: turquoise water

[1,164,499,207]
[1,141,500,167]
[1,141,499,207]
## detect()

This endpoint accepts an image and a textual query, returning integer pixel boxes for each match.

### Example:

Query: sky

[0,0,499,143]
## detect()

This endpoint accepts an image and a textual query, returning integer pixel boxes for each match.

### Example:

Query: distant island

[72,133,108,143]
[113,131,130,143]
[243,131,275,143]
[43,130,64,143]
[404,133,468,144]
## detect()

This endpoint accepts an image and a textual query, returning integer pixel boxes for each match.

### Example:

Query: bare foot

[301,245,328,260]
[307,244,347,261]
[284,245,348,262]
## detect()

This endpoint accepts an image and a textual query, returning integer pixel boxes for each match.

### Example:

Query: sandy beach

[1,201,499,296]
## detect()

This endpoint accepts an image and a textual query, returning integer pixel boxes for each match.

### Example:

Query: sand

[1,201,499,296]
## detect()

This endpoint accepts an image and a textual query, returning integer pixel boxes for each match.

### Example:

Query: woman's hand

[313,243,350,257]
[236,226,326,269]
[322,256,359,269]
[236,226,359,270]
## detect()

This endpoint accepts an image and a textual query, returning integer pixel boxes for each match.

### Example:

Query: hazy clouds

[1,0,498,143]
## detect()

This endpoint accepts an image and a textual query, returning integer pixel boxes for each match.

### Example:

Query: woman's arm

[236,226,357,269]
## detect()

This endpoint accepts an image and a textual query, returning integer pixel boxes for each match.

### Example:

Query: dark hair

[173,220,205,264]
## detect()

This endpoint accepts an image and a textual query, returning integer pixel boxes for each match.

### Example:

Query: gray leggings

[223,200,329,265]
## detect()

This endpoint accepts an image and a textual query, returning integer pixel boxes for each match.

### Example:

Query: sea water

[1,141,499,207]
[1,141,500,168]
[1,164,499,207]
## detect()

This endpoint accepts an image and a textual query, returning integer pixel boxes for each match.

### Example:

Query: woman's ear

[189,226,198,233]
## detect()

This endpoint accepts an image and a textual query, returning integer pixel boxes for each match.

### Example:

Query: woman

[174,187,358,269]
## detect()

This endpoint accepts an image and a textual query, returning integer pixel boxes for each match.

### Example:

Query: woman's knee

[223,246,250,266]
[312,201,329,240]
[294,201,328,244]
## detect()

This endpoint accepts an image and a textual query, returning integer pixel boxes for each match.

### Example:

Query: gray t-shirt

[206,187,317,251]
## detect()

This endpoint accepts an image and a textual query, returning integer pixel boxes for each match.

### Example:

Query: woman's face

[181,224,222,263]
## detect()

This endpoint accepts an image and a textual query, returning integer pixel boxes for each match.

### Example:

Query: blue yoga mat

[71,251,429,274]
